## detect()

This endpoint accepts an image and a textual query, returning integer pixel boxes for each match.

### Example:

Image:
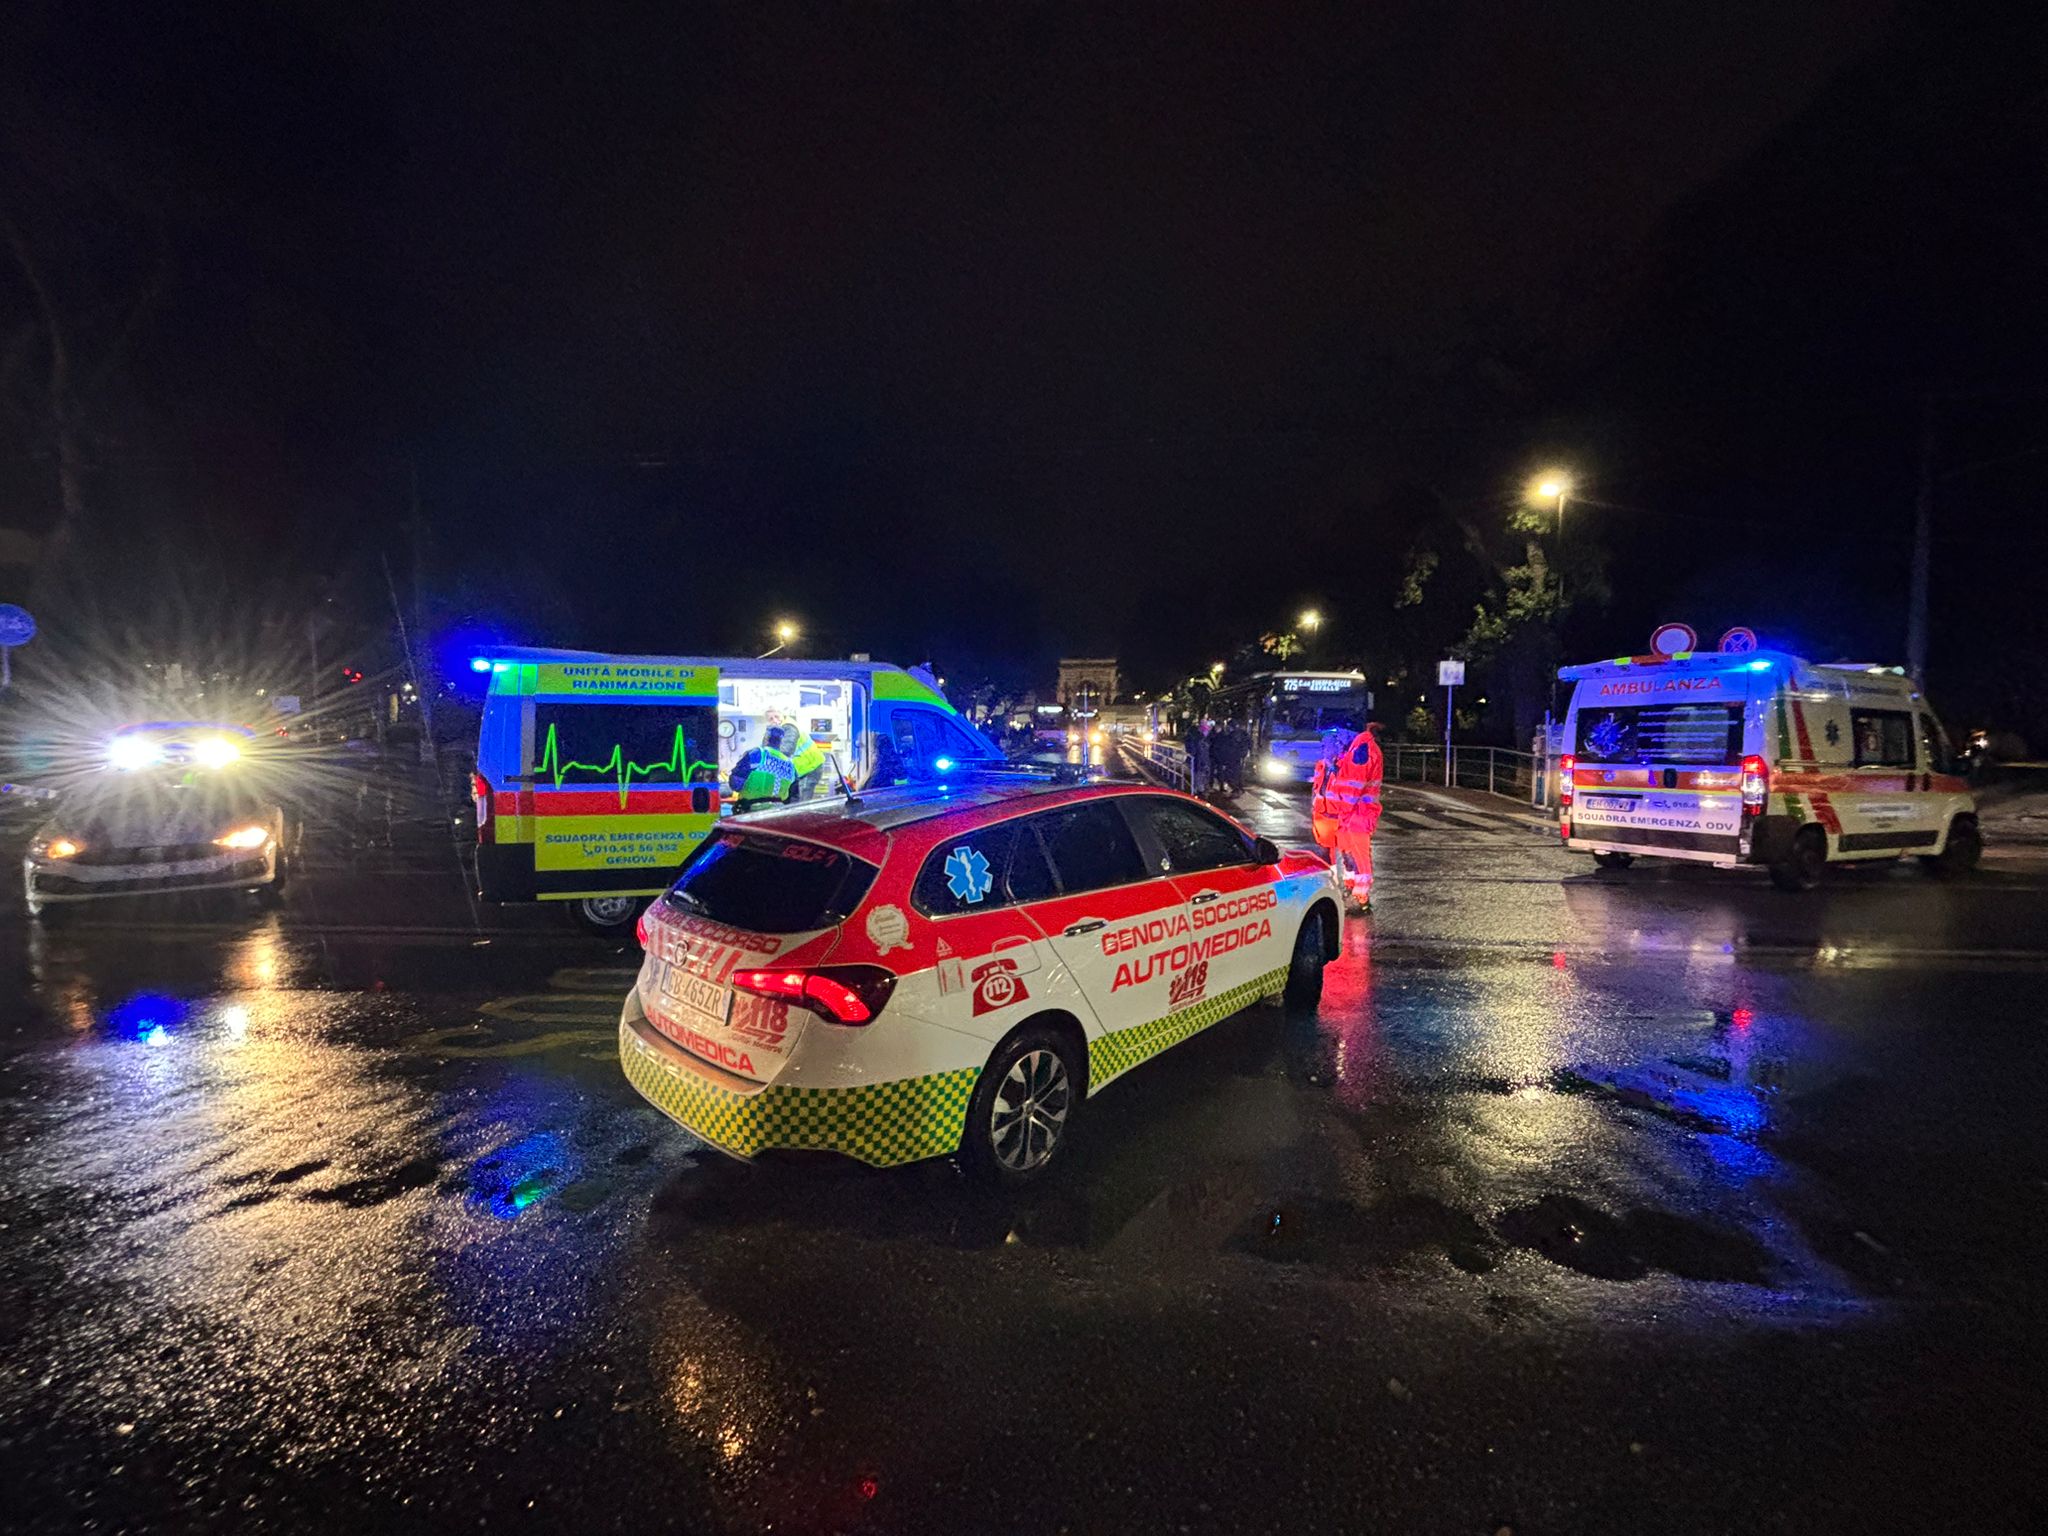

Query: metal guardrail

[1121,737,1193,792]
[1385,744,1545,805]
[1127,735,1554,812]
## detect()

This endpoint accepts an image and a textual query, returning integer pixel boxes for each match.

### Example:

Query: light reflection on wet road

[3,776,2047,1532]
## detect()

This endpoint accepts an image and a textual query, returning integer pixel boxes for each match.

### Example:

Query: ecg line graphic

[537,723,719,808]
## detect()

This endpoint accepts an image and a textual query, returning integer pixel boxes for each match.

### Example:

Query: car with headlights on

[23,722,288,920]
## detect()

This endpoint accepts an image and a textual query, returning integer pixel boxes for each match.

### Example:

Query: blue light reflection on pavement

[467,1129,573,1220]
[104,992,192,1043]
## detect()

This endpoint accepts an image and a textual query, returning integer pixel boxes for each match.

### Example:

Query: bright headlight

[39,836,84,860]
[214,824,271,851]
[194,737,241,769]
[1261,755,1291,779]
[108,735,163,771]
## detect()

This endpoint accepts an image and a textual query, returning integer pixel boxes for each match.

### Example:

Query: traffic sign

[1718,626,1759,653]
[0,604,35,646]
[1648,623,1697,657]
[1436,659,1465,686]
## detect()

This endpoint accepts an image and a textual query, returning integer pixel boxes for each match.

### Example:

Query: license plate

[659,961,731,1024]
[1580,794,1635,812]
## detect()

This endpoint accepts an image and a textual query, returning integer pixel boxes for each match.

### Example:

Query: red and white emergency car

[620,779,1342,1183]
[1559,649,1979,890]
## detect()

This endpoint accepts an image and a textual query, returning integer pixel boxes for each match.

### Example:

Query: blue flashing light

[1746,659,1773,671]
[469,656,492,674]
[934,756,956,772]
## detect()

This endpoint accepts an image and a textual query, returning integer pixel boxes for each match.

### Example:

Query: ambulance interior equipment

[717,676,853,784]
[1558,648,1978,891]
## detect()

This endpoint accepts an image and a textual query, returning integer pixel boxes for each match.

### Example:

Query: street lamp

[1531,472,1571,533]
[758,620,800,659]
[1209,661,1224,678]
[1298,608,1322,633]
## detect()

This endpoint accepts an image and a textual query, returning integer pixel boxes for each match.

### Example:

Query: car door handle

[1188,890,1221,905]
[1062,919,1106,936]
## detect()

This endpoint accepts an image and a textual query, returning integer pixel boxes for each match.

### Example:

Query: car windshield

[664,830,877,933]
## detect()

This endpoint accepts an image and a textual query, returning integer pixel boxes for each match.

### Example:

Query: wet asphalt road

[4,767,2048,1534]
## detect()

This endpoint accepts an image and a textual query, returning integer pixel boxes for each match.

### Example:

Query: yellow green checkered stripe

[621,1023,981,1167]
[1087,966,1289,1089]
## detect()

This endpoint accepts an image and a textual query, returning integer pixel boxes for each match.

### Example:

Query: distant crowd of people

[1186,718,1252,796]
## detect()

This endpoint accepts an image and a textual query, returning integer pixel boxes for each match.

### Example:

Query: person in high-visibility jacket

[766,710,829,800]
[729,729,798,811]
[1310,723,1383,910]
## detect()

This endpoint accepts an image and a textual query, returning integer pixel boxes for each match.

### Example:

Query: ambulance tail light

[731,965,898,1025]
[1558,755,1576,810]
[472,772,494,843]
[1741,754,1770,816]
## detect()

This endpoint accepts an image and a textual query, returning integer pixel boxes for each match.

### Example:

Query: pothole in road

[1240,1195,1499,1274]
[1493,1192,1771,1285]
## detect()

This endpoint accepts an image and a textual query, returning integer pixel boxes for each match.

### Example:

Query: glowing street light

[1298,608,1322,633]
[758,620,800,659]
[1209,661,1224,677]
[1531,471,1572,531]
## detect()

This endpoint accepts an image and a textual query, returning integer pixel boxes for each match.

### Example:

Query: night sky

[4,1,2045,725]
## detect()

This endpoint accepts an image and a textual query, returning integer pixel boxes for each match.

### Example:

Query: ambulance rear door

[1568,670,1749,861]
[515,659,723,901]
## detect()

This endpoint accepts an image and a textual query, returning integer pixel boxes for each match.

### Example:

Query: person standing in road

[1311,723,1383,911]
[1189,720,1214,796]
[1218,721,1250,794]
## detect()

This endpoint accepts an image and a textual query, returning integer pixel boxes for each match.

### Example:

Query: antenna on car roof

[828,751,862,813]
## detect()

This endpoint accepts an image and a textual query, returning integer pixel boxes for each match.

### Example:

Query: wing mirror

[1254,836,1282,865]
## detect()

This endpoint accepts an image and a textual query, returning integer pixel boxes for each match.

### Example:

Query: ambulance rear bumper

[1564,814,1799,867]
[475,843,675,904]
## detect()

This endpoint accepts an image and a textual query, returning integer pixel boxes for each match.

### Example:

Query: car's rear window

[664,831,877,933]
[1573,701,1743,766]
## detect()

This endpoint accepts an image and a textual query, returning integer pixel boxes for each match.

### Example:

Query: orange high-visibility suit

[1311,726,1383,908]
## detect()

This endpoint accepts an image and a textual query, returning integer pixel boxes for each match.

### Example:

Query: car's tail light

[1558,754,1576,809]
[1740,754,1769,816]
[472,771,494,844]
[731,965,898,1025]
[635,906,653,949]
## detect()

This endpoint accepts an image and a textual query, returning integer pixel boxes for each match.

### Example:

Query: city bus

[1208,670,1372,782]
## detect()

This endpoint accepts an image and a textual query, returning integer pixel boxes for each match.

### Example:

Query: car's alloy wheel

[962,1025,1082,1186]
[990,1047,1072,1173]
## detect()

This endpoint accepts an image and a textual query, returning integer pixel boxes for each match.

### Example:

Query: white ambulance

[1558,649,1980,890]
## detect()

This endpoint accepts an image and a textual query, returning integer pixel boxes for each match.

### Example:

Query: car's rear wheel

[568,894,645,942]
[1925,815,1982,878]
[1282,908,1328,1012]
[960,1024,1081,1187]
[1770,826,1827,892]
[1593,851,1635,870]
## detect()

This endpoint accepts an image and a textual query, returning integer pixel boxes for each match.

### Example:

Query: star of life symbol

[944,844,993,903]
